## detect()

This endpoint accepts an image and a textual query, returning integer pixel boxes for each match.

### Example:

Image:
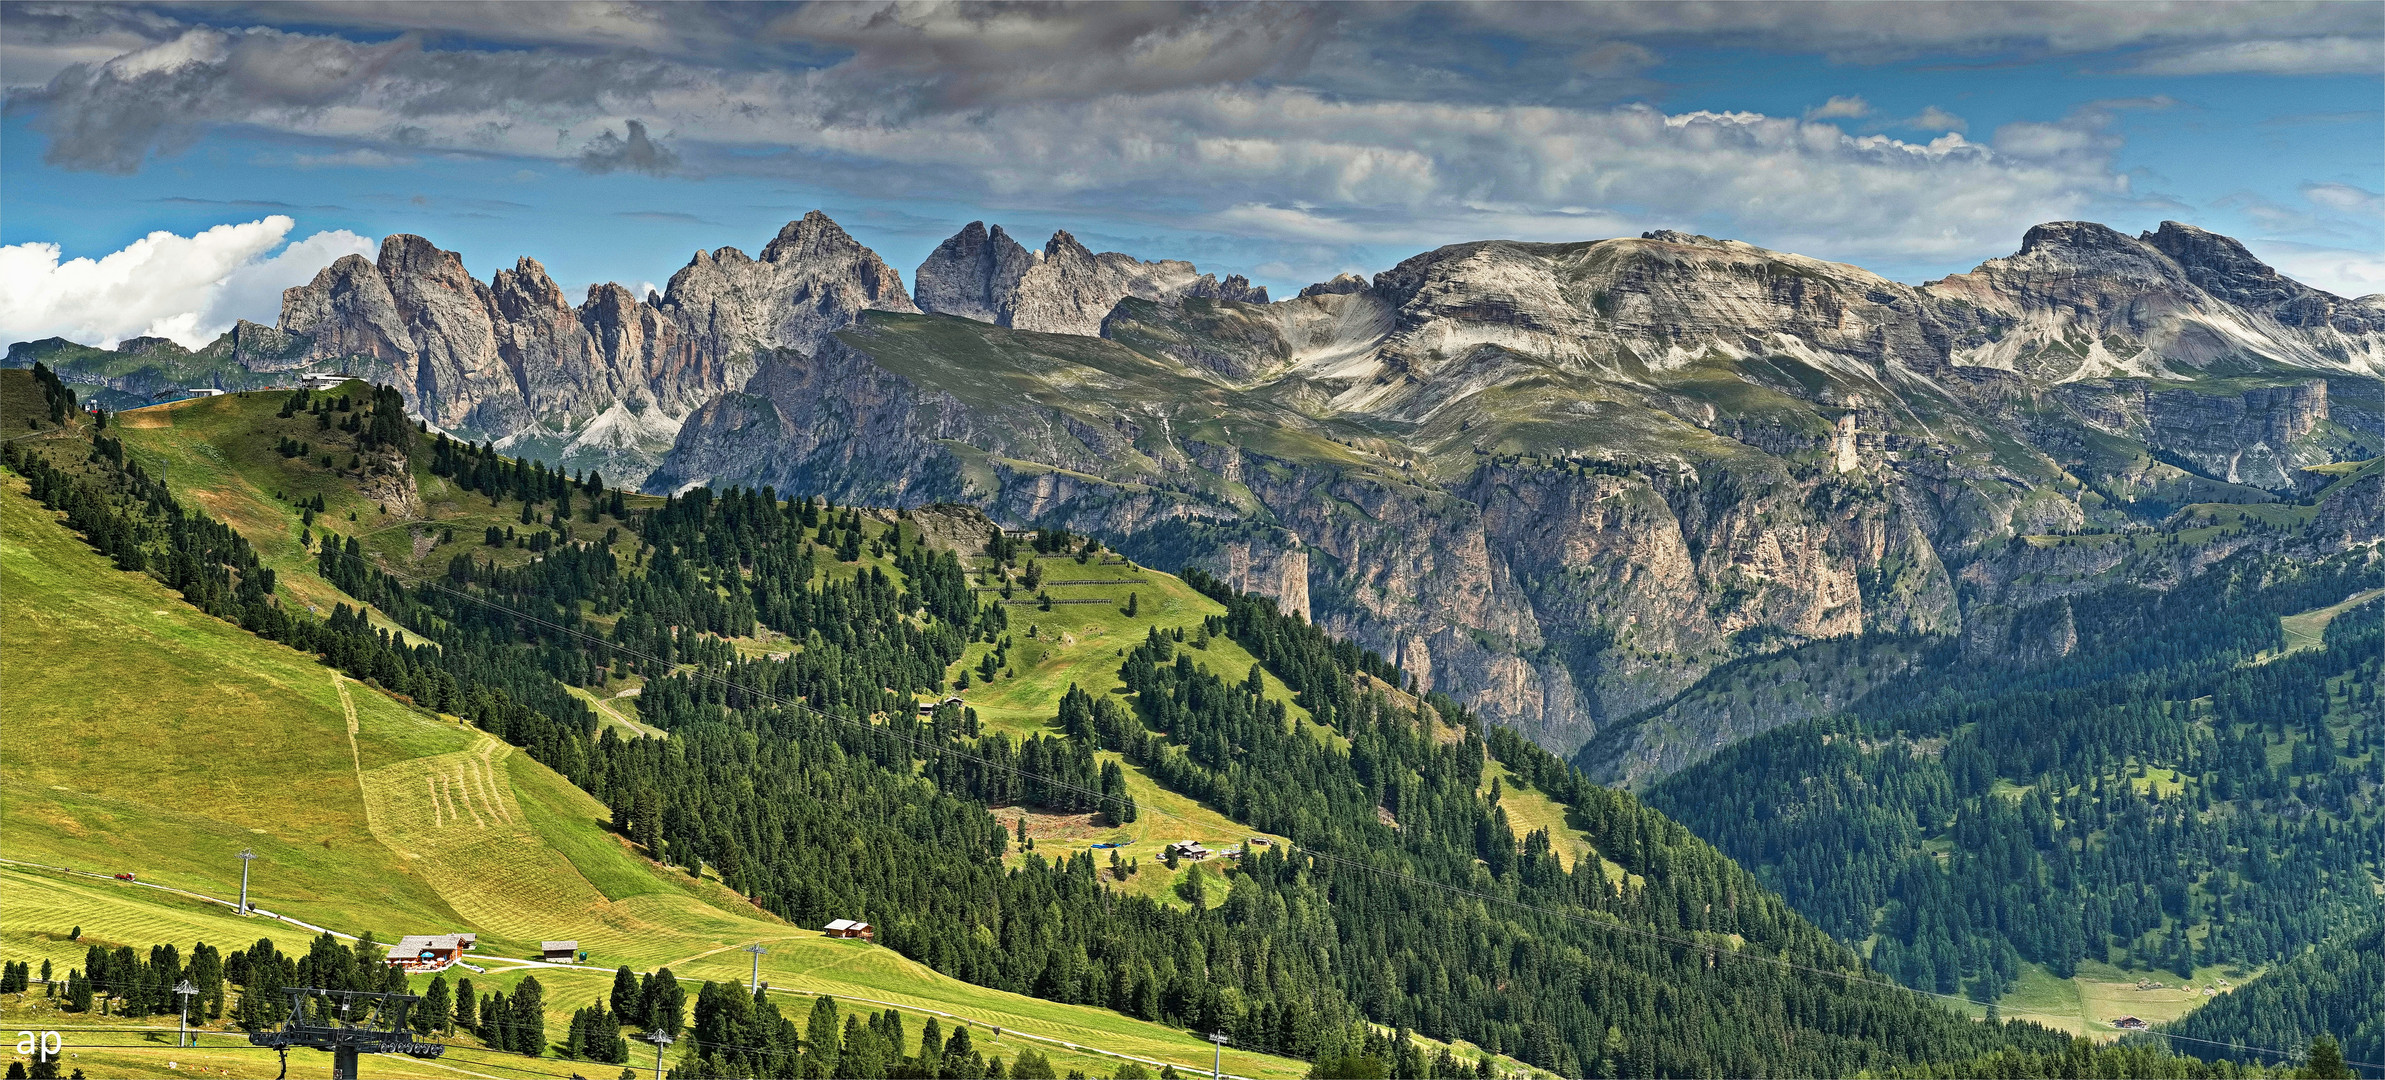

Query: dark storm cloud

[578,119,680,176]
[770,1,1339,109]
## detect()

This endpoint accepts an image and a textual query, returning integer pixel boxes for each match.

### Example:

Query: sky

[1,0,2379,349]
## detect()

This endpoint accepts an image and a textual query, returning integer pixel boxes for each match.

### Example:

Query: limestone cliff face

[660,211,917,359]
[273,212,914,480]
[914,223,1267,336]
[1924,220,2385,377]
[28,211,2381,771]
[2144,221,2385,334]
[662,218,2385,766]
[912,222,1039,325]
[2145,380,2330,490]
[279,254,413,369]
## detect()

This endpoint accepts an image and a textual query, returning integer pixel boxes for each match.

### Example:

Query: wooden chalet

[1167,840,1213,861]
[384,933,477,972]
[824,919,874,940]
[541,941,579,963]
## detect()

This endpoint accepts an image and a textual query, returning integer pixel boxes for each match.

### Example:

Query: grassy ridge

[6,381,1553,1076]
[0,458,1312,1079]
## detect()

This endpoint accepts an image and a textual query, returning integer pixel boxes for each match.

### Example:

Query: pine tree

[918,1017,943,1079]
[2301,1035,2352,1080]
[610,966,640,1020]
[512,976,546,1057]
[643,968,684,1037]
[453,978,477,1032]
[804,995,840,1078]
[482,990,505,1047]
[421,975,451,1034]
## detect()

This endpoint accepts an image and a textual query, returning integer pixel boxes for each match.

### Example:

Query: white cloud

[2251,240,2385,299]
[2125,35,2383,75]
[2304,182,2384,216]
[8,24,2139,268]
[292,147,415,168]
[1904,107,1967,133]
[0,218,375,349]
[1806,95,1872,121]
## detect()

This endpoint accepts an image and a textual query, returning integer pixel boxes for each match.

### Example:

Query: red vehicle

[113,872,136,881]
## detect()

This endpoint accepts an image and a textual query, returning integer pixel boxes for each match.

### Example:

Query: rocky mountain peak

[761,209,870,264]
[1939,219,2195,318]
[1300,273,1370,298]
[492,256,569,313]
[2017,219,2145,256]
[915,221,1254,335]
[2143,220,2377,331]
[375,233,472,284]
[280,252,414,367]
[114,335,180,355]
[915,220,1038,324]
[1638,229,1741,250]
[1043,229,1094,261]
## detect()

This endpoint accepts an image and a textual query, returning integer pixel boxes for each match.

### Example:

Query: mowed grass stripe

[1,474,1315,1078]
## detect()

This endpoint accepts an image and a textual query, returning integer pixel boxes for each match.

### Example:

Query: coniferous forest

[5,376,2373,1077]
[1,380,2095,1078]
[1648,555,2385,1008]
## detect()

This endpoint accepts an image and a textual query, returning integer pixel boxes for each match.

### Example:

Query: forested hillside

[2165,923,2383,1076]
[1648,550,2385,1025]
[0,373,2099,1078]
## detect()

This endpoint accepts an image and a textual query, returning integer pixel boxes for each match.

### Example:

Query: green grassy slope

[0,461,1313,1080]
[111,385,1323,915]
[4,381,1550,1077]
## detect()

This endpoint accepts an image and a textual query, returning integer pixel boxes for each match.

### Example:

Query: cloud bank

[0,217,375,349]
[2,3,2374,295]
[8,21,2151,269]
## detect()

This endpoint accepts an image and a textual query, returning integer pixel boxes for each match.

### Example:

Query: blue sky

[2,1,2378,348]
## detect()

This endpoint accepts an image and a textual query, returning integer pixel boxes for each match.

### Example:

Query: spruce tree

[804,995,840,1078]
[453,978,477,1032]
[512,976,545,1057]
[2301,1036,2352,1080]
[610,966,640,1020]
[421,975,451,1034]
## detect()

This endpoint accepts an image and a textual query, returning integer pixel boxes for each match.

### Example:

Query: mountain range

[11,214,2384,771]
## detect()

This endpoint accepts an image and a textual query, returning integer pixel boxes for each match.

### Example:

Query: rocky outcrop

[913,222,1039,325]
[23,210,2383,771]
[662,218,2385,765]
[2146,380,2329,490]
[279,253,414,369]
[1924,220,2385,377]
[660,211,916,359]
[914,224,1267,335]
[2145,221,2385,333]
[1575,636,1929,789]
[1299,273,1370,298]
[271,211,915,479]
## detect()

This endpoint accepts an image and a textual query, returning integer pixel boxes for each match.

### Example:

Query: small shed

[2113,1016,2147,1031]
[385,933,477,972]
[541,940,579,963]
[824,919,874,940]
[1167,841,1213,861]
